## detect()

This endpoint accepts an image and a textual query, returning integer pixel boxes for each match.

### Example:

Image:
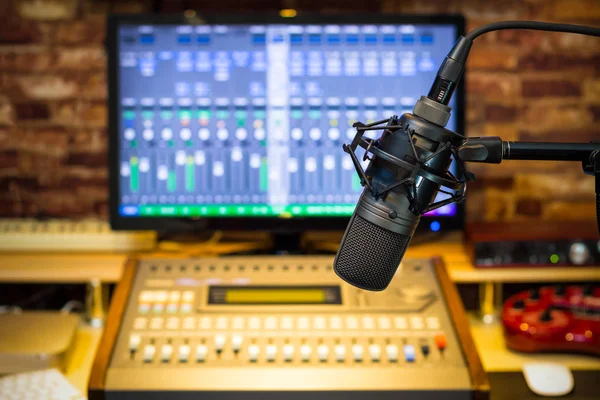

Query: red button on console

[435,334,447,351]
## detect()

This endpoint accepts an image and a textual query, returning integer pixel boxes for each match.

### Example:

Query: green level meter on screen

[185,156,194,192]
[260,158,268,192]
[167,170,176,192]
[130,156,139,192]
[123,110,135,120]
[138,204,356,217]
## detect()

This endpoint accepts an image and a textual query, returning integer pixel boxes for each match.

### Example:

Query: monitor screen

[109,15,464,231]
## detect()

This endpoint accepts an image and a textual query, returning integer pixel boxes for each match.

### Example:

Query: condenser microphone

[334,110,464,291]
[334,20,600,291]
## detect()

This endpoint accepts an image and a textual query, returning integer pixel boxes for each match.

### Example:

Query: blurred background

[0,0,598,223]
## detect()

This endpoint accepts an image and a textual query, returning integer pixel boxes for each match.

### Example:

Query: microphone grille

[335,215,410,291]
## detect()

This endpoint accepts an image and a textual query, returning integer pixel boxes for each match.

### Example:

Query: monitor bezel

[108,12,466,232]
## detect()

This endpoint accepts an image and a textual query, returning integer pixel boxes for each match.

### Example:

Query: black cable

[465,20,600,42]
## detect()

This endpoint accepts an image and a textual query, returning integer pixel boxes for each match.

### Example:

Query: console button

[266,344,277,362]
[369,344,381,362]
[352,344,364,362]
[403,345,415,362]
[248,345,260,362]
[160,344,173,362]
[300,344,311,362]
[129,334,141,352]
[334,345,346,362]
[435,334,447,351]
[283,344,294,362]
[232,335,243,353]
[178,344,190,362]
[386,344,398,362]
[195,344,207,362]
[143,344,155,363]
[317,344,329,362]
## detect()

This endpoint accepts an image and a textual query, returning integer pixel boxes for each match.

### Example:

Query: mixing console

[90,257,488,399]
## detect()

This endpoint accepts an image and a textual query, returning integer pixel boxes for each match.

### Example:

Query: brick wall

[0,0,598,221]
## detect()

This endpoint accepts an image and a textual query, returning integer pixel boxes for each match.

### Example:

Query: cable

[465,20,600,42]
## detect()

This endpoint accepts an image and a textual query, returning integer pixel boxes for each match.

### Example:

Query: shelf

[468,313,600,372]
[0,238,598,284]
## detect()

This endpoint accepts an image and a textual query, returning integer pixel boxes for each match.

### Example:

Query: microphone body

[334,113,461,291]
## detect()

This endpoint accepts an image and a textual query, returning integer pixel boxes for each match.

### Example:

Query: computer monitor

[108,13,465,232]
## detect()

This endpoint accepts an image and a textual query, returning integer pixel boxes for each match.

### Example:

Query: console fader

[90,256,488,400]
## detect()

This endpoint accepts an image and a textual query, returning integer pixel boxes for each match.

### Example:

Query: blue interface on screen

[117,23,458,218]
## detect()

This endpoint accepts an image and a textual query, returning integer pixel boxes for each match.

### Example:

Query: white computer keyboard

[0,368,85,400]
[0,219,156,252]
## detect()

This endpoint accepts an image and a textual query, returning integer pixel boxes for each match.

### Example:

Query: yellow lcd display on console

[208,286,342,305]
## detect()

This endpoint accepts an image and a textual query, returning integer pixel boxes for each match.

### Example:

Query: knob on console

[583,284,595,297]
[539,308,553,322]
[554,285,565,296]
[568,242,590,265]
[512,299,525,310]
[529,289,540,301]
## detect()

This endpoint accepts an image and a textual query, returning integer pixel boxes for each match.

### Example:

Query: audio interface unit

[467,221,599,268]
[90,256,487,399]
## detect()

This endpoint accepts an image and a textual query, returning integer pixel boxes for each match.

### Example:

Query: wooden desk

[468,313,600,372]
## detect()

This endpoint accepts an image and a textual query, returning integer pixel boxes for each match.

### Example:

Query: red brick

[58,167,107,187]
[0,97,15,126]
[16,0,78,21]
[515,173,594,201]
[55,16,106,45]
[78,72,107,100]
[0,48,56,72]
[466,45,519,71]
[542,201,596,220]
[515,197,542,217]
[589,105,600,121]
[66,152,107,167]
[0,176,39,192]
[484,123,518,141]
[109,0,153,13]
[17,75,78,100]
[8,127,70,158]
[552,0,600,20]
[522,103,593,134]
[522,80,581,98]
[51,101,77,125]
[79,102,107,127]
[485,105,518,123]
[14,103,51,121]
[583,78,600,104]
[519,52,600,72]
[551,32,600,54]
[69,129,107,153]
[56,47,106,71]
[520,129,600,142]
[484,187,516,221]
[0,150,18,169]
[466,72,521,103]
[466,95,486,124]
